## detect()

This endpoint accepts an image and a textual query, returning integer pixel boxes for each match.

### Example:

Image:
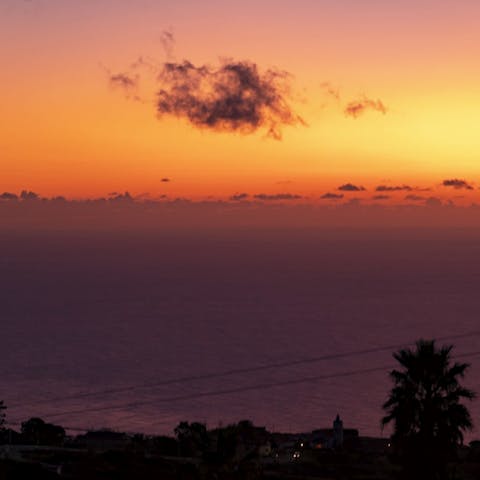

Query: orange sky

[2,0,480,204]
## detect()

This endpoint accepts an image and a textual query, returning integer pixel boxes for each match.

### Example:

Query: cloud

[344,96,387,118]
[230,193,250,201]
[372,195,390,200]
[442,179,473,190]
[20,190,39,200]
[405,194,425,202]
[375,184,412,192]
[253,193,302,201]
[109,72,139,93]
[320,192,344,200]
[160,29,175,60]
[109,192,134,202]
[156,60,304,139]
[4,190,480,231]
[320,82,340,101]
[129,55,158,73]
[337,183,366,192]
[0,192,18,200]
[161,178,171,182]
[426,197,442,207]
[108,70,143,102]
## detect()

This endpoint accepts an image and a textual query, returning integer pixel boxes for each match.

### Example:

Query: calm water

[1,228,480,438]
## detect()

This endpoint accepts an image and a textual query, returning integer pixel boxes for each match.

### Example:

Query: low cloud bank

[2,191,480,230]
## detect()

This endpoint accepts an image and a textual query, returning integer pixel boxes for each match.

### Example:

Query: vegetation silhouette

[174,421,209,457]
[21,417,66,446]
[0,401,6,431]
[382,339,475,480]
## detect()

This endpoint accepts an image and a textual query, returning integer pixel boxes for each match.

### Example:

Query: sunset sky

[2,0,480,203]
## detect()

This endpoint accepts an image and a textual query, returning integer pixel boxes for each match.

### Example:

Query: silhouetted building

[75,430,130,451]
[333,414,344,448]
[311,415,357,449]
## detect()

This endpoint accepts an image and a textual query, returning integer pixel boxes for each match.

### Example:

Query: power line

[9,349,480,427]
[10,330,480,410]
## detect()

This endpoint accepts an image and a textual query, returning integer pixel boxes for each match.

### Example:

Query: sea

[1,228,479,439]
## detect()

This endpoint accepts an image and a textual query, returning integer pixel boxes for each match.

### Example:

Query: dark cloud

[110,192,134,202]
[156,60,304,139]
[230,193,250,201]
[344,96,387,118]
[160,30,175,59]
[0,192,18,200]
[338,183,366,192]
[254,193,302,201]
[20,190,39,200]
[405,194,425,202]
[442,179,473,190]
[375,184,412,192]
[320,193,344,200]
[161,178,171,182]
[109,73,139,92]
[372,195,390,200]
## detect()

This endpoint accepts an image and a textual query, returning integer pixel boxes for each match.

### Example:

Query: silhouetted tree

[21,417,66,446]
[214,420,269,464]
[174,421,209,457]
[0,401,6,431]
[382,339,475,480]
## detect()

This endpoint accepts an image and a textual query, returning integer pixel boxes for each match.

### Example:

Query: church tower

[333,414,344,448]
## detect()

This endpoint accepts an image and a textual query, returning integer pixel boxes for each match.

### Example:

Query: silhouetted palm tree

[382,339,475,480]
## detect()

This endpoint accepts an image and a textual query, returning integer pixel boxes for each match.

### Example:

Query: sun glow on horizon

[2,0,480,207]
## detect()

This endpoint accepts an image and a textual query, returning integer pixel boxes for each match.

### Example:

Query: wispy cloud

[230,193,249,201]
[320,82,340,101]
[253,193,302,201]
[344,96,387,118]
[320,192,344,200]
[160,29,175,60]
[109,72,140,99]
[405,194,425,202]
[375,184,412,192]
